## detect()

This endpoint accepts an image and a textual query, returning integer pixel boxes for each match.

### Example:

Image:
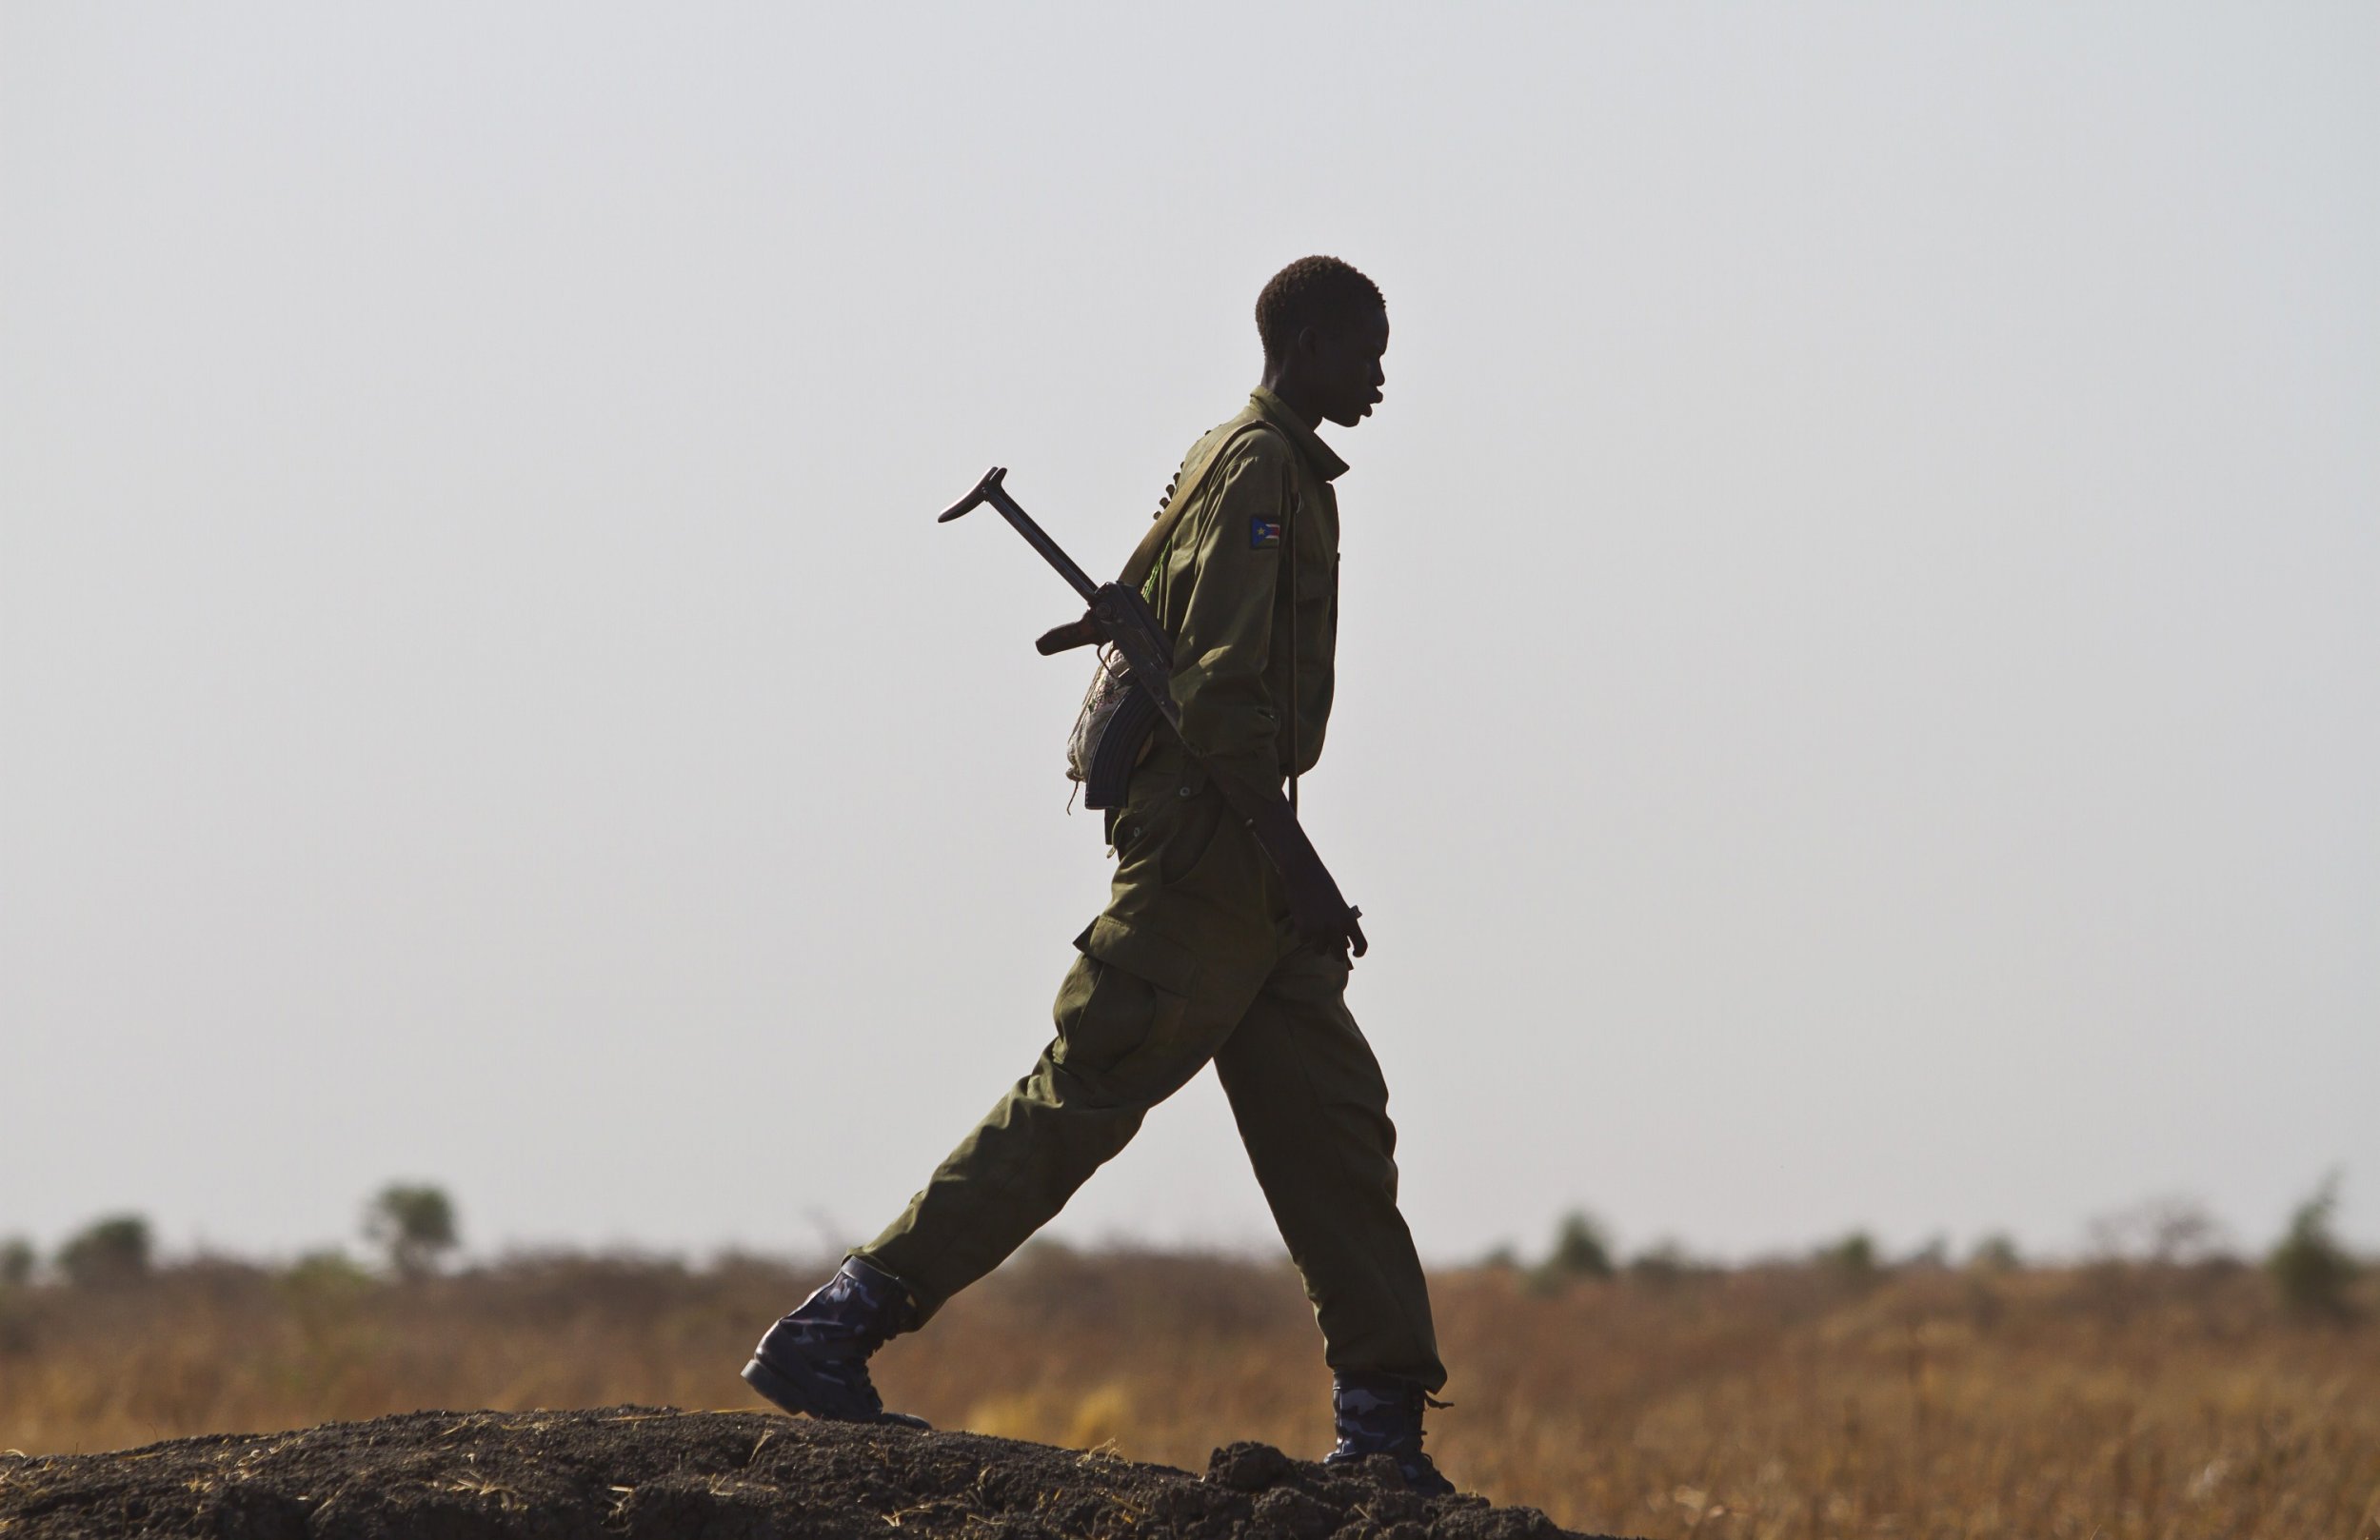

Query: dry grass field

[2,1247,2374,1539]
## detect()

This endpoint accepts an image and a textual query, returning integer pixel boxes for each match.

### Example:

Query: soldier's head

[1256,256,1389,429]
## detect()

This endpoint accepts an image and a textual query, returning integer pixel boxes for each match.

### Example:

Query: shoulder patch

[1249,514,1283,549]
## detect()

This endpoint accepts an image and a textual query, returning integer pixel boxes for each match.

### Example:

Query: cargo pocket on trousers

[1053,916,1200,1079]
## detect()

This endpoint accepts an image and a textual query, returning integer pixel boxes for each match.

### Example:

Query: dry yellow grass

[3,1247,2374,1539]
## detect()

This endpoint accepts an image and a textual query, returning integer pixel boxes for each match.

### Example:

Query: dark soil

[0,1407,1630,1540]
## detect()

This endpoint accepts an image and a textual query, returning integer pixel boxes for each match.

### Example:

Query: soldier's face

[1308,307,1391,428]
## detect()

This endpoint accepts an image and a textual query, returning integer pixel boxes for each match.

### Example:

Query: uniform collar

[1249,387,1350,483]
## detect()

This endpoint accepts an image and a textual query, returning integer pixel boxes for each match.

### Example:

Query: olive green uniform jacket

[858,389,1443,1390]
[1142,387,1341,791]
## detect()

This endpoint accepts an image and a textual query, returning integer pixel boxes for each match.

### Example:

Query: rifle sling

[1118,419,1286,589]
[1114,416,1302,808]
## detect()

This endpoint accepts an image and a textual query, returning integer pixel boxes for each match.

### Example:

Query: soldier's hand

[1319,907,1369,962]
[1284,871,1368,962]
[1209,765,1368,961]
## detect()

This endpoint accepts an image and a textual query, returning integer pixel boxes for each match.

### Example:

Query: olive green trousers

[855,747,1444,1390]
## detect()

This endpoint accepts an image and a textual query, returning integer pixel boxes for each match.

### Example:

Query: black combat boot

[742,1256,930,1429]
[1320,1372,1456,1495]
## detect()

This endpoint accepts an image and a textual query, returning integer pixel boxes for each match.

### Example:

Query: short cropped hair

[1255,256,1384,358]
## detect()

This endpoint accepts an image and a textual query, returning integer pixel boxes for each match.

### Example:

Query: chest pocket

[1288,491,1337,609]
[1280,514,1338,685]
[1293,547,1338,620]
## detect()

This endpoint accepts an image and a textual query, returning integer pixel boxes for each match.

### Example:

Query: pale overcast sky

[4,4,2375,1269]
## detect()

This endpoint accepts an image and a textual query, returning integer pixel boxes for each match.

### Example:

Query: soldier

[744,256,1452,1494]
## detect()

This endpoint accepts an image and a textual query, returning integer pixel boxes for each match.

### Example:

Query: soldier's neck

[1256,368,1326,430]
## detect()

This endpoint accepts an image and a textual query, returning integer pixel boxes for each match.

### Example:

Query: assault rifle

[938,466,1368,958]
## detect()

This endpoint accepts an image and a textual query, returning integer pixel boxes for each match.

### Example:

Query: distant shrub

[58,1215,151,1288]
[282,1251,376,1297]
[277,1250,377,1334]
[365,1184,459,1279]
[2268,1173,2358,1321]
[1626,1240,1702,1289]
[0,1235,33,1288]
[1817,1232,1878,1281]
[2087,1194,2231,1265]
[1526,1211,1615,1293]
[1969,1234,2022,1272]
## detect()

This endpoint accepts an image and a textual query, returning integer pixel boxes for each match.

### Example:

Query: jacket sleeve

[1167,436,1295,790]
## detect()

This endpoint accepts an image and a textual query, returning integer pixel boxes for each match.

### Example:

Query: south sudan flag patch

[1249,515,1283,549]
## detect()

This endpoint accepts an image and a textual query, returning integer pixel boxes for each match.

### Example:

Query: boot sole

[742,1352,931,1431]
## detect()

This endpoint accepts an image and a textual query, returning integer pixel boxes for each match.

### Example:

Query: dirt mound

[0,1406,1626,1540]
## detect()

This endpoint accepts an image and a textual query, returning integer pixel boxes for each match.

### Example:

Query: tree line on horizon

[1,1181,457,1292]
[1491,1175,2361,1320]
[2,1175,2362,1321]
